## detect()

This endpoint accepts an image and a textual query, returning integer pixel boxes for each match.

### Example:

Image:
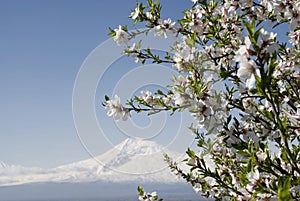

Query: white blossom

[140,90,153,103]
[105,95,130,120]
[146,12,154,20]
[260,0,274,12]
[237,59,259,89]
[130,7,139,19]
[173,92,188,106]
[113,25,129,45]
[289,30,300,46]
[234,36,251,62]
[256,151,267,162]
[193,183,202,193]
[155,18,175,38]
[246,167,260,192]
[260,28,277,42]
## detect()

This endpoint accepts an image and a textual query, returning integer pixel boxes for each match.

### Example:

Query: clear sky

[0,0,194,168]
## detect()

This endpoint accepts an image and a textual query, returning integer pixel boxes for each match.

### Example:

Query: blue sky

[0,0,194,168]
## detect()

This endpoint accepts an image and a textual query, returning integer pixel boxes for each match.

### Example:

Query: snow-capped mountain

[0,138,187,187]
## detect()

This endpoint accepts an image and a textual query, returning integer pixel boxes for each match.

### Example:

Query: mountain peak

[115,137,165,156]
[94,138,172,175]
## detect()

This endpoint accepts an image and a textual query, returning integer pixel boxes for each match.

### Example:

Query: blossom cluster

[104,0,300,200]
[137,186,162,201]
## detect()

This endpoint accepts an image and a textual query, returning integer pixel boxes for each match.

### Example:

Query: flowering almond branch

[104,0,300,200]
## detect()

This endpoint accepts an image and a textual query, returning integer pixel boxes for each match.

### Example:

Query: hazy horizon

[0,181,202,201]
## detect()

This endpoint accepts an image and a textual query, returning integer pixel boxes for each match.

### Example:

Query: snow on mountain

[0,161,9,169]
[95,138,181,174]
[0,161,49,186]
[0,138,187,187]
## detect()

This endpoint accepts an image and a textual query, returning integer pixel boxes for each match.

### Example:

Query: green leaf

[220,66,228,79]
[186,148,195,158]
[280,148,289,162]
[185,38,195,47]
[243,20,255,37]
[137,185,144,196]
[254,27,263,42]
[267,53,278,77]
[155,89,164,96]
[237,150,250,157]
[122,25,128,32]
[278,176,293,201]
[108,27,116,37]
